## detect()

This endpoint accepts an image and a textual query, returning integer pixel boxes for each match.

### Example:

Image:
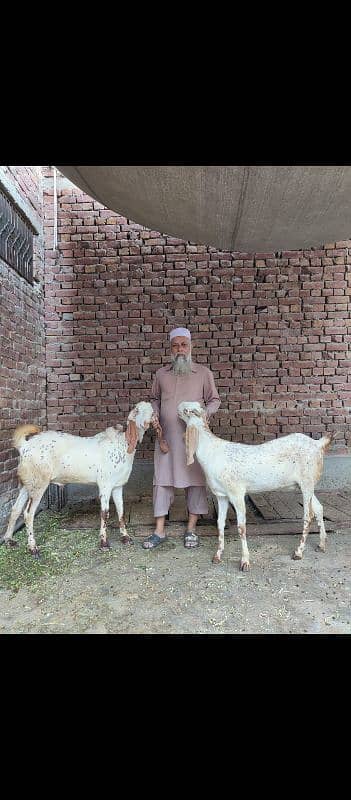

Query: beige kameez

[151,362,221,488]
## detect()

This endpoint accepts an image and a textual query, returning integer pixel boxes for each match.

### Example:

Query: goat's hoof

[212,554,221,564]
[240,561,250,572]
[99,540,111,551]
[4,539,19,548]
[292,551,302,560]
[30,548,40,559]
[316,545,326,553]
[121,536,133,546]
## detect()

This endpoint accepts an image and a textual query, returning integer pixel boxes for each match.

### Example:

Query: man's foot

[184,531,199,548]
[142,533,167,550]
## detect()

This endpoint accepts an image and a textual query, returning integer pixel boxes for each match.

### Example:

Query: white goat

[2,402,157,557]
[178,401,336,571]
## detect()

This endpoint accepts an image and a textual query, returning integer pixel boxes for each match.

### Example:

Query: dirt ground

[0,503,349,635]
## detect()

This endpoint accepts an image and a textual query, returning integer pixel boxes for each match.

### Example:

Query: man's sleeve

[204,369,221,416]
[150,371,161,416]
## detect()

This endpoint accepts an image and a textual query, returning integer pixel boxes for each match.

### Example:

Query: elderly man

[143,327,221,550]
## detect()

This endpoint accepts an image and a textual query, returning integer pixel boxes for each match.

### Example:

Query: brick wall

[43,169,351,458]
[2,166,43,219]
[0,166,46,532]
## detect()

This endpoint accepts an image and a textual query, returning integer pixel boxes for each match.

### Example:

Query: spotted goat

[2,402,161,557]
[178,401,337,571]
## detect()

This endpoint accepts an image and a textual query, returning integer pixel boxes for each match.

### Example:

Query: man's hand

[152,414,169,454]
[151,415,162,433]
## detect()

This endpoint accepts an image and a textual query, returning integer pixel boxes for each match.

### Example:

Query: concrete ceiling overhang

[55,165,351,252]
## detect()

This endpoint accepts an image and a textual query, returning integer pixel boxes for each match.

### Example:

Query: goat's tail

[13,424,41,451]
[318,431,338,453]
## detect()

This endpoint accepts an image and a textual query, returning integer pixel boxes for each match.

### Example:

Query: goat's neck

[124,425,145,456]
[195,426,215,460]
[137,427,147,445]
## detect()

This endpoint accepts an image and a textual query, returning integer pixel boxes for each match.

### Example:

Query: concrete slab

[56,165,351,253]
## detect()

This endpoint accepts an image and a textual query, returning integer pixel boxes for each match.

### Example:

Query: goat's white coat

[3,402,155,556]
[178,401,334,570]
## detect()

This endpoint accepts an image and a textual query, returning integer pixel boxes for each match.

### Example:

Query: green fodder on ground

[0,511,104,593]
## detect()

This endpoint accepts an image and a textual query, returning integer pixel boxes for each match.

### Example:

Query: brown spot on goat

[185,425,199,466]
[126,420,138,453]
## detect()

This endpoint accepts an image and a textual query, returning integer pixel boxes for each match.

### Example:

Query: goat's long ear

[185,425,199,466]
[126,420,138,454]
[201,410,210,429]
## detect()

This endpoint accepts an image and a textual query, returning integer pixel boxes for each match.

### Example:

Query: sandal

[142,533,167,550]
[184,531,199,548]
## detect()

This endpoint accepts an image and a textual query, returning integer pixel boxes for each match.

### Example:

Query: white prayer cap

[169,327,191,341]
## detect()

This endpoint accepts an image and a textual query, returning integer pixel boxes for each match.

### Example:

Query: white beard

[172,354,192,375]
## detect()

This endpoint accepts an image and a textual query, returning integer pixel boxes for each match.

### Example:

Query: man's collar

[165,362,198,373]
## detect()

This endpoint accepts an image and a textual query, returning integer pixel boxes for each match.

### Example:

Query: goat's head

[177,401,206,426]
[126,402,155,453]
[177,401,206,466]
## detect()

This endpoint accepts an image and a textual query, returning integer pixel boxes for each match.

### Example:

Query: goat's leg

[112,486,132,545]
[212,496,229,564]
[98,490,111,550]
[230,494,250,571]
[24,489,47,558]
[293,488,314,560]
[311,494,327,553]
[2,486,29,547]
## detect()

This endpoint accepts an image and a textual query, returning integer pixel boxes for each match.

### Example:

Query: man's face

[171,337,192,374]
[171,337,191,358]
